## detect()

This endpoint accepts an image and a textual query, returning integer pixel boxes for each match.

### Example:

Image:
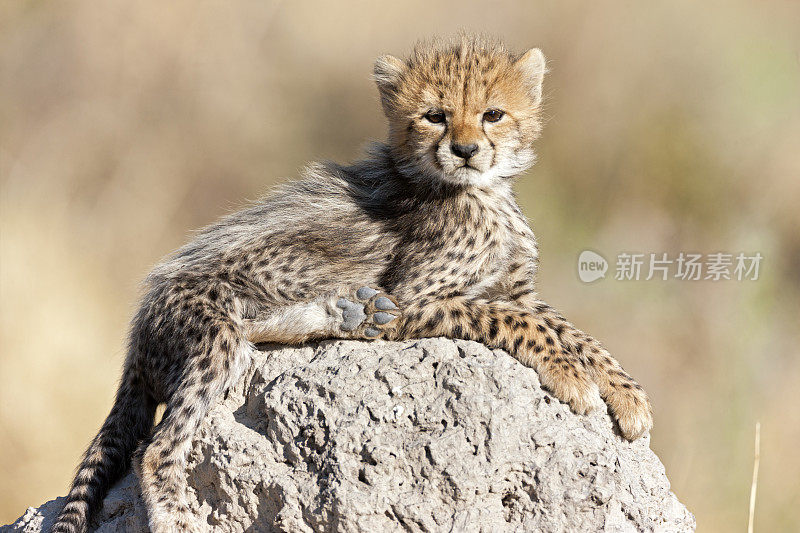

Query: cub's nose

[450,143,479,160]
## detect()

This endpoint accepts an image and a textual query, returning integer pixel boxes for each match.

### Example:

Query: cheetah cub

[53,36,653,533]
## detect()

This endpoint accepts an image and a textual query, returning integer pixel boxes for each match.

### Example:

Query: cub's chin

[448,166,483,184]
[404,156,500,190]
[439,165,502,189]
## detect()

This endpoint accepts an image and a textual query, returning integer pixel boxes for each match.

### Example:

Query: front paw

[523,357,605,415]
[535,360,605,415]
[335,286,401,340]
[606,386,653,440]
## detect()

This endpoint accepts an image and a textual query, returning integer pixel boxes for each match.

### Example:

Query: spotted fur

[52,35,652,533]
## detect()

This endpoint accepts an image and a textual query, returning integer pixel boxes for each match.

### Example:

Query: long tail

[52,369,156,533]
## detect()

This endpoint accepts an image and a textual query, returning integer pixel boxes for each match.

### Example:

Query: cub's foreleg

[390,296,651,440]
[523,300,653,440]
[502,263,653,438]
[392,297,603,412]
[244,286,401,345]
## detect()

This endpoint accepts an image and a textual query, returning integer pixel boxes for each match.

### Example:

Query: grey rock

[3,338,695,532]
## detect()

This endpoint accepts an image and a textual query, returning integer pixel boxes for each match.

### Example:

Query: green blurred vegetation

[1,1,798,530]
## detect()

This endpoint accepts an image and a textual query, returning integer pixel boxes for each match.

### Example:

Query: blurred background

[1,0,798,530]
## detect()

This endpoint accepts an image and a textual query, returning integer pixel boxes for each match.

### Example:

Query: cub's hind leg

[136,286,400,531]
[135,314,253,532]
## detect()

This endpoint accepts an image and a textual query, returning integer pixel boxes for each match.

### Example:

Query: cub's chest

[437,192,524,284]
[449,201,511,257]
[385,190,534,300]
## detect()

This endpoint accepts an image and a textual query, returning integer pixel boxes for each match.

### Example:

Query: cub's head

[374,36,546,189]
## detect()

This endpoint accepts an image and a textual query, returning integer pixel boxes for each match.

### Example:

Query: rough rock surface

[4,338,695,532]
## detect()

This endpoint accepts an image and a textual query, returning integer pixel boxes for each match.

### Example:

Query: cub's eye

[424,110,446,124]
[483,109,504,123]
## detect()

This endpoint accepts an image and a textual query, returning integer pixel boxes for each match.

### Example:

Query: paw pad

[336,286,401,339]
[374,296,398,310]
[336,298,366,331]
[364,327,381,337]
[373,312,395,325]
[356,286,378,299]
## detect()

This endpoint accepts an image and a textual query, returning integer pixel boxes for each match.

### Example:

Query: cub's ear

[515,48,547,106]
[373,55,405,113]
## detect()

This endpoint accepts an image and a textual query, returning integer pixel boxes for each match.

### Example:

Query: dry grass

[2,1,799,530]
[748,422,761,533]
